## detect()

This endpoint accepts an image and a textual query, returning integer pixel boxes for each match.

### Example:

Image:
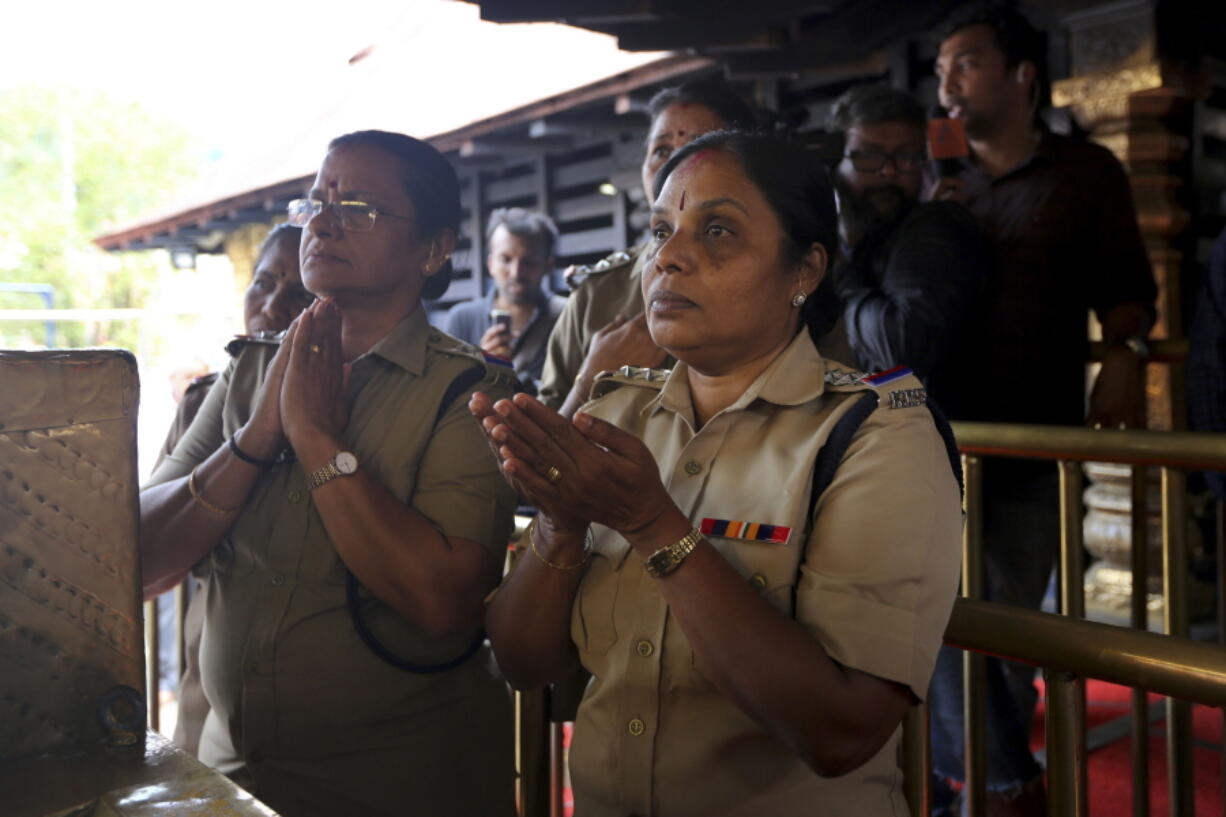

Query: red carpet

[1033,679,1224,816]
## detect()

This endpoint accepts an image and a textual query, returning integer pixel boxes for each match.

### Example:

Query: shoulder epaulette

[824,363,927,409]
[589,364,671,400]
[428,330,518,386]
[568,245,641,290]
[225,331,284,357]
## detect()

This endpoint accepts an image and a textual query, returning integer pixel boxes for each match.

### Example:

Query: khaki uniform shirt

[538,246,651,409]
[149,309,518,817]
[569,331,963,817]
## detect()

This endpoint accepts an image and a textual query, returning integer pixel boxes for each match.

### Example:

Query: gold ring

[544,465,561,484]
[309,344,322,354]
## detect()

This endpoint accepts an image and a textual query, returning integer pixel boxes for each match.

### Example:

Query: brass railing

[918,421,1226,817]
[142,419,1226,817]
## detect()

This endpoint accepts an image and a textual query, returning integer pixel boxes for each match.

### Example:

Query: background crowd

[132,2,1226,817]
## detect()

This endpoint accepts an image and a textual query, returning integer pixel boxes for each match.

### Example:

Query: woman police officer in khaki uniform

[473,131,963,816]
[141,131,517,817]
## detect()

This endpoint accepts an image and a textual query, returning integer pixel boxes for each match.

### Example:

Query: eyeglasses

[844,149,928,173]
[286,198,415,232]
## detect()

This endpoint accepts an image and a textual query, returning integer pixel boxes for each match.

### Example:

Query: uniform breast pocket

[571,532,629,656]
[708,536,803,616]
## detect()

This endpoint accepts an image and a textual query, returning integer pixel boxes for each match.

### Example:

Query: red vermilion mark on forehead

[680,190,687,211]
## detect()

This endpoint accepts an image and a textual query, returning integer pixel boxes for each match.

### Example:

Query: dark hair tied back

[653,130,841,342]
[327,130,461,300]
[647,78,759,132]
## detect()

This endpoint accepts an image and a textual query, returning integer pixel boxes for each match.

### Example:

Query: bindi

[680,190,687,210]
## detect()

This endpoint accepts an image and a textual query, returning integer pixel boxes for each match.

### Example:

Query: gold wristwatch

[307,450,358,490]
[643,528,702,578]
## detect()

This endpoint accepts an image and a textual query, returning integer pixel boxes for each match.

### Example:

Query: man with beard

[927,4,1157,815]
[830,84,984,416]
[443,207,566,392]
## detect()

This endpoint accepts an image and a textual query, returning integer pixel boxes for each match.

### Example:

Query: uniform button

[684,460,703,476]
[248,749,264,763]
[627,718,645,736]
[288,490,302,503]
[749,573,767,590]
[635,639,654,657]
[271,573,285,587]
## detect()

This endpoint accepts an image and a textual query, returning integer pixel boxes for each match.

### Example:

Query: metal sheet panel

[0,349,144,761]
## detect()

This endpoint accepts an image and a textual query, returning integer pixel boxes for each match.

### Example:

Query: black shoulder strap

[345,364,489,674]
[807,392,879,519]
[806,392,963,521]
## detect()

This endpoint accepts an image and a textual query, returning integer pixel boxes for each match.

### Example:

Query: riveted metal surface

[0,350,144,763]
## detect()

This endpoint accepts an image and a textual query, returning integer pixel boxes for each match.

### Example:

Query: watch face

[334,451,358,474]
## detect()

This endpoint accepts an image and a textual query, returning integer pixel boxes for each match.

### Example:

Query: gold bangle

[187,467,242,515]
[528,518,592,572]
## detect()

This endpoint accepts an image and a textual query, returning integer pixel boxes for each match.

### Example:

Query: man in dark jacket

[829,83,985,416]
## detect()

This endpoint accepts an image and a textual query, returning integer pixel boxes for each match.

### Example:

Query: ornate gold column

[1052,3,1207,624]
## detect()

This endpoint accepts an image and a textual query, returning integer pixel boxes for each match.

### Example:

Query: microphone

[928,106,968,178]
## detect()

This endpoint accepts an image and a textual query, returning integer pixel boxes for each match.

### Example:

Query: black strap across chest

[344,365,490,674]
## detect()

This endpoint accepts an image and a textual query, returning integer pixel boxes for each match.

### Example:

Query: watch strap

[644,528,702,578]
[307,460,342,491]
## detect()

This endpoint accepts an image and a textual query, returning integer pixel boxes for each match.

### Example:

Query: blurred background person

[442,207,565,393]
[927,4,1157,814]
[141,130,517,817]
[538,77,760,417]
[1189,226,1226,500]
[152,222,310,758]
[829,83,984,417]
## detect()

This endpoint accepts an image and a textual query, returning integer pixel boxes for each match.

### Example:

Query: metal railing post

[1129,466,1150,817]
[902,701,931,817]
[1051,460,1088,817]
[1044,667,1088,817]
[549,722,565,817]
[961,454,987,817]
[1218,499,1225,815]
[143,598,159,733]
[1161,467,1193,817]
[175,581,188,678]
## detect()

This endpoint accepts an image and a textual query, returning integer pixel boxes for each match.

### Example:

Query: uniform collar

[650,329,827,420]
[357,307,429,376]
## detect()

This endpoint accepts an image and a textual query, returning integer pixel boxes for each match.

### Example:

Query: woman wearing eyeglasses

[140,130,518,817]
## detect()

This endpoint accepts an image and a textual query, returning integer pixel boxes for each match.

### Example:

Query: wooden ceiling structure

[467,0,964,82]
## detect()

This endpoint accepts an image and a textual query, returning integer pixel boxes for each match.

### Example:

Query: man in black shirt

[829,84,985,416]
[928,5,1157,815]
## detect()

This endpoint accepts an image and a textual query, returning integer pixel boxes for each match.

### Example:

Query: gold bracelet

[528,518,593,572]
[187,467,242,515]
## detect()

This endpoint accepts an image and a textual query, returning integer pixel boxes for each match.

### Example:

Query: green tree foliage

[0,86,199,348]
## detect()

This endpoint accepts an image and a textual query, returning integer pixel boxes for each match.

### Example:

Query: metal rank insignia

[616,364,670,382]
[887,387,927,409]
[824,368,867,387]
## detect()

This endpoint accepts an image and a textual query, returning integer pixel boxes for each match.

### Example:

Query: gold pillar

[1053,60,1204,432]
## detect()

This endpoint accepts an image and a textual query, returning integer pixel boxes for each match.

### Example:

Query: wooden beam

[615,20,787,52]
[723,0,960,79]
[478,0,656,24]
[529,117,644,139]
